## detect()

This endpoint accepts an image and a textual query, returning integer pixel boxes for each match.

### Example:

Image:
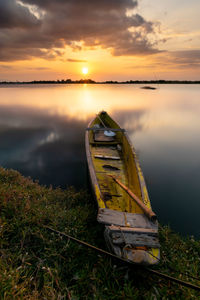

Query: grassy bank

[0,167,200,299]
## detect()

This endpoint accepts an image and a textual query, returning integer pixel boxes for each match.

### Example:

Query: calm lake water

[0,84,200,237]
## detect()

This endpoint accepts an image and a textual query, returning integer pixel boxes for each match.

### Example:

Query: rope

[147,250,200,282]
[44,226,200,292]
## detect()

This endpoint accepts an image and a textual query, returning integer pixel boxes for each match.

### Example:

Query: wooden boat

[85,111,160,265]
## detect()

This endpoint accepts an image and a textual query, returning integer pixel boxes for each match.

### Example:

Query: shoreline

[0,166,200,298]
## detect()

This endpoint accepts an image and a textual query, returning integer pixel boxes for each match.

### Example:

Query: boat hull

[85,111,160,265]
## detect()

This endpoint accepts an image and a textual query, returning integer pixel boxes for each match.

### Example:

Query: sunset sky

[0,0,200,81]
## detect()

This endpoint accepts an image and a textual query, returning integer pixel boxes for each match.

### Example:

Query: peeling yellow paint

[87,111,160,265]
[89,113,152,215]
[95,184,105,208]
[142,185,151,209]
[147,248,160,264]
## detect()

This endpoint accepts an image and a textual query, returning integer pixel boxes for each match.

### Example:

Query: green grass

[0,167,200,299]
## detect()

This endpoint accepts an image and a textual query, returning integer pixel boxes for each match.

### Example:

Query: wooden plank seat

[99,208,160,248]
[97,208,158,230]
[105,226,160,248]
[94,130,115,142]
[90,141,121,145]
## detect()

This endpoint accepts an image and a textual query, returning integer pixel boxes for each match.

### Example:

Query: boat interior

[87,111,150,214]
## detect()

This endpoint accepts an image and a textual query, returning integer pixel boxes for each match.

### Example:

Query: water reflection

[0,105,89,188]
[0,84,200,237]
[112,109,147,134]
[0,104,145,188]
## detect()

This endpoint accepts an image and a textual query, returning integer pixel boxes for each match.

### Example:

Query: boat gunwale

[85,118,106,209]
[123,128,151,209]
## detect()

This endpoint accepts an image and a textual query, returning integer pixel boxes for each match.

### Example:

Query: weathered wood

[108,225,158,234]
[86,127,125,132]
[94,131,115,142]
[105,224,160,248]
[86,111,160,265]
[103,164,120,171]
[85,124,106,209]
[111,232,160,248]
[109,175,157,222]
[97,208,158,230]
[90,141,120,145]
[94,155,120,160]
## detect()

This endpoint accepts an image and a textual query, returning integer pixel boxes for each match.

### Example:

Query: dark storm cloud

[0,0,159,61]
[0,0,40,28]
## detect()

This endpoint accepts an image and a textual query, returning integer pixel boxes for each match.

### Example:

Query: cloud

[171,50,200,61]
[26,67,50,70]
[0,65,14,69]
[153,50,200,70]
[0,0,160,62]
[170,50,200,69]
[0,0,40,29]
[67,58,87,63]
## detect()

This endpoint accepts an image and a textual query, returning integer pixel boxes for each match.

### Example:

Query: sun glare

[82,67,88,75]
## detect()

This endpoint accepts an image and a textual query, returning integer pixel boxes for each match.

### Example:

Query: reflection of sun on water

[4,85,191,125]
[1,85,200,137]
[0,85,153,121]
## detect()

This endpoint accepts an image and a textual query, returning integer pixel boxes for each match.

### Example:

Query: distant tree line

[0,79,200,84]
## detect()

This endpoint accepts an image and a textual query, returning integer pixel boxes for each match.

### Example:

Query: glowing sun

[82,67,88,75]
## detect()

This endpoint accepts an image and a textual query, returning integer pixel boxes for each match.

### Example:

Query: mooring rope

[44,226,200,292]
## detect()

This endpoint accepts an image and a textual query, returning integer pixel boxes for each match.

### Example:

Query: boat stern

[123,247,160,265]
[104,224,160,266]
